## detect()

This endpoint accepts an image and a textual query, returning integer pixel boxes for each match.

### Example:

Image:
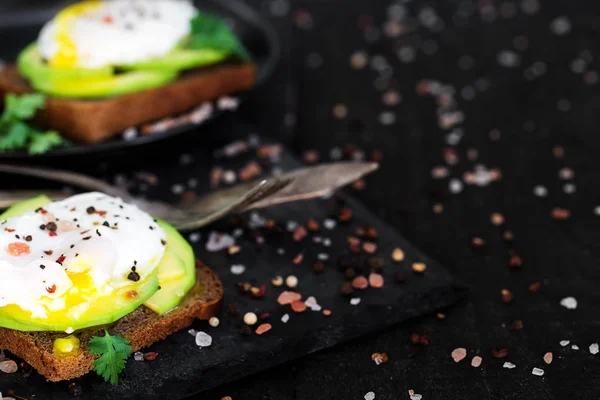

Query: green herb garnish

[189,13,250,61]
[87,328,132,385]
[0,93,68,154]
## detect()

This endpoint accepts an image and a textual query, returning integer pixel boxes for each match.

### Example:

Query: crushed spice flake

[371,352,389,365]
[501,289,513,303]
[551,207,571,220]
[491,348,509,359]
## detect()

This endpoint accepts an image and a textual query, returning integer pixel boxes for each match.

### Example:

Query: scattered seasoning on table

[560,297,577,309]
[285,275,298,288]
[412,262,426,274]
[471,356,483,368]
[243,313,257,326]
[501,289,513,304]
[371,353,388,365]
[451,348,467,363]
[491,348,509,359]
[255,323,272,335]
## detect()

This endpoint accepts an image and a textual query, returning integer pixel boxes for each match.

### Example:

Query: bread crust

[0,63,256,143]
[0,260,223,382]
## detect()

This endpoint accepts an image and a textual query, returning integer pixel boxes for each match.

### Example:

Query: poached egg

[0,192,166,319]
[38,0,198,68]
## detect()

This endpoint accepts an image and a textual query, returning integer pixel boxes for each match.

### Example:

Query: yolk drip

[52,335,81,357]
[49,1,103,67]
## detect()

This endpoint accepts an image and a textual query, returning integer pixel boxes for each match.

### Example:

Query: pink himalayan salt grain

[471,356,483,367]
[543,352,553,364]
[277,291,302,305]
[451,347,467,362]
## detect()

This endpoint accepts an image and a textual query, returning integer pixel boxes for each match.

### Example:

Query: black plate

[0,0,280,159]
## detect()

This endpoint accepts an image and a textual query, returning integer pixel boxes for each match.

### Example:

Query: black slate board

[0,144,467,400]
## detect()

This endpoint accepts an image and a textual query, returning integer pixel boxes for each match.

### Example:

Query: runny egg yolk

[49,0,103,67]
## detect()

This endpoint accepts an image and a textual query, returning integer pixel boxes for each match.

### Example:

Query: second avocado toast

[0,193,223,382]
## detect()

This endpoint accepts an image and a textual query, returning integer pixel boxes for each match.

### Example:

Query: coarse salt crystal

[449,178,463,194]
[560,340,570,347]
[503,362,516,369]
[350,297,361,305]
[560,296,577,309]
[323,219,336,229]
[206,231,235,252]
[364,392,375,400]
[0,360,17,373]
[171,184,185,195]
[590,343,599,355]
[317,253,329,261]
[281,313,290,323]
[471,356,483,367]
[572,345,579,350]
[217,96,239,110]
[451,347,467,362]
[122,127,138,141]
[233,228,244,237]
[410,395,422,400]
[533,185,548,197]
[543,352,553,364]
[134,351,144,361]
[230,265,246,275]
[286,221,298,231]
[277,248,286,255]
[188,329,197,336]
[195,331,212,348]
[532,367,544,376]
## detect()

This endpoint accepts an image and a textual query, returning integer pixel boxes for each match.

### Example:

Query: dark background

[3,0,600,399]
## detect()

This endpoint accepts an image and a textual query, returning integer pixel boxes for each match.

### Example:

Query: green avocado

[17,43,114,82]
[122,48,228,72]
[29,69,178,99]
[143,220,196,315]
[0,194,51,219]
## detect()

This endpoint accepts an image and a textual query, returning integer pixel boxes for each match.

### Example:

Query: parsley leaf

[0,93,69,154]
[87,328,132,385]
[189,13,250,61]
[2,93,45,121]
[29,130,68,154]
[0,121,29,150]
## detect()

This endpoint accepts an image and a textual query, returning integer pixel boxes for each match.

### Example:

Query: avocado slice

[122,48,228,72]
[143,221,196,315]
[30,69,178,99]
[17,43,114,82]
[0,194,51,219]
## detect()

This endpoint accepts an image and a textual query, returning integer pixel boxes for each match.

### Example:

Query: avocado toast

[0,0,257,144]
[0,193,223,382]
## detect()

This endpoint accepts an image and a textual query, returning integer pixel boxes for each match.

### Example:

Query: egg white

[38,0,198,68]
[0,192,166,313]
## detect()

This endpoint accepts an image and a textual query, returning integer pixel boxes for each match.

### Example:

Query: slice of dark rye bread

[0,260,223,382]
[0,62,257,143]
